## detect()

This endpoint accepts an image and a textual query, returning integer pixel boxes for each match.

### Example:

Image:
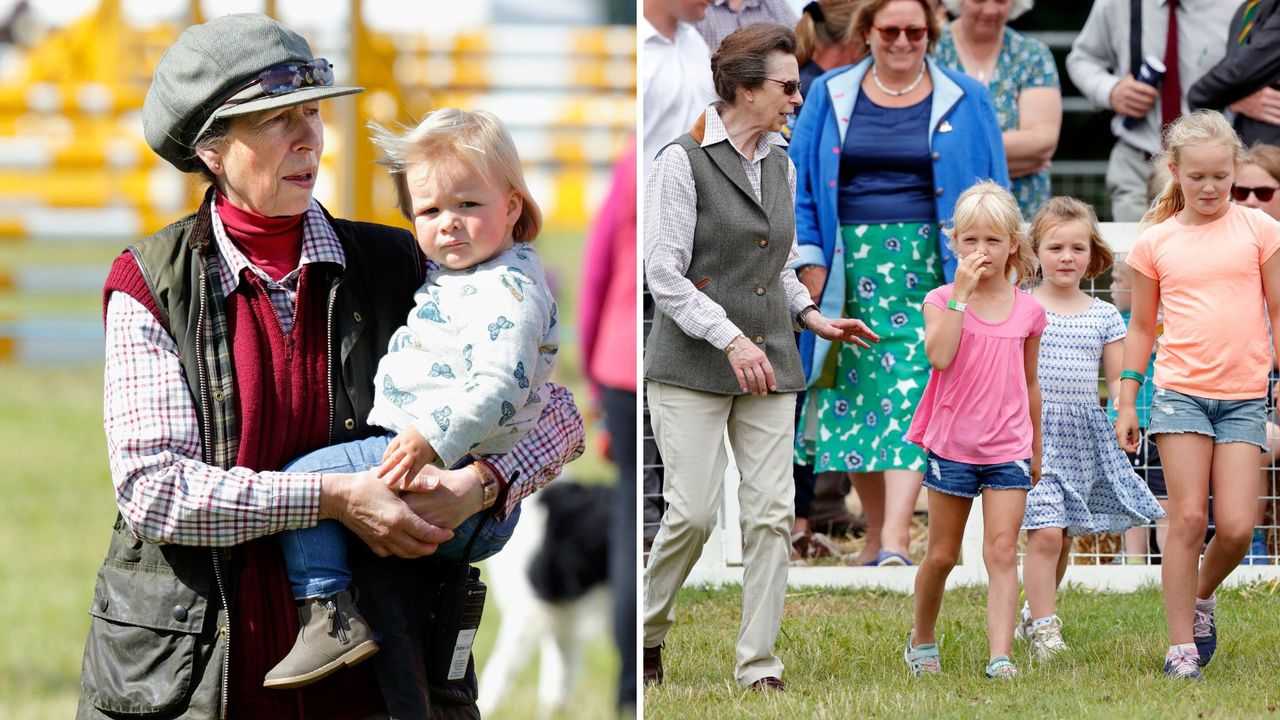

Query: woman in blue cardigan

[789,0,1008,566]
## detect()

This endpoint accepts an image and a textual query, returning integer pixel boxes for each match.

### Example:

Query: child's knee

[983,535,1019,569]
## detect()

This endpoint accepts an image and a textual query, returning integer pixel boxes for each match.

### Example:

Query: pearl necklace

[871,62,926,97]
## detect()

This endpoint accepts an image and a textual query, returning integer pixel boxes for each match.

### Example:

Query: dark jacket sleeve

[1190,4,1280,109]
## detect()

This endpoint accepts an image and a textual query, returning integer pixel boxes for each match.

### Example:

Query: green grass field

[0,229,621,718]
[645,584,1280,719]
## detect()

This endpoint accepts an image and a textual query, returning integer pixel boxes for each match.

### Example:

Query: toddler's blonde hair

[369,108,543,242]
[1029,196,1113,280]
[1142,109,1244,229]
[944,180,1036,282]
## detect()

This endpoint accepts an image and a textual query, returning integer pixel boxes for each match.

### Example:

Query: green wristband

[1120,370,1146,385]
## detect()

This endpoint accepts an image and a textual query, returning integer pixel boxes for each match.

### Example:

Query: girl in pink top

[1116,110,1280,680]
[903,181,1046,680]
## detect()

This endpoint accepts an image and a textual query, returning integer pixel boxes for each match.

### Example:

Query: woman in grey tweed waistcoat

[641,23,877,691]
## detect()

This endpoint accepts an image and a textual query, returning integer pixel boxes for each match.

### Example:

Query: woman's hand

[952,252,991,299]
[727,336,776,395]
[796,265,827,303]
[400,463,486,530]
[1114,406,1141,453]
[377,426,439,490]
[806,313,879,349]
[319,471,453,558]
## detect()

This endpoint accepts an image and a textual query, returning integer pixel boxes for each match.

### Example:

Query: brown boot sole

[262,640,380,689]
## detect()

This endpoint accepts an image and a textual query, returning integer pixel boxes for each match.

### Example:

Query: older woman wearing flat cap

[77,13,582,720]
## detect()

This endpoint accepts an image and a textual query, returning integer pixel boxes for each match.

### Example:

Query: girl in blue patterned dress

[1016,197,1165,660]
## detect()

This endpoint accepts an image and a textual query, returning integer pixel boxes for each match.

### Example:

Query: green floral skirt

[798,222,943,473]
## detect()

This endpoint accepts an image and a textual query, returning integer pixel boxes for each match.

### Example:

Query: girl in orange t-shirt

[1115,110,1280,680]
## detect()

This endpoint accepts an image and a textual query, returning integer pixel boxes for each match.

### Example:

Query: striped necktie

[1239,0,1261,45]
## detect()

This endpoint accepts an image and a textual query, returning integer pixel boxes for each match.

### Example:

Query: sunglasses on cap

[872,25,928,42]
[765,78,801,96]
[223,58,336,105]
[1231,185,1278,202]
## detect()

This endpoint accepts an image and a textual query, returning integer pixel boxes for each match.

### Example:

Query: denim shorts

[1147,387,1268,452]
[922,451,1033,499]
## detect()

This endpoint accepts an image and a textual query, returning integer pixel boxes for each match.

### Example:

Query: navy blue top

[838,89,936,225]
[799,60,825,100]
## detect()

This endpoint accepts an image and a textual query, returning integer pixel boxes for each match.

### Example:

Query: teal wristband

[1120,370,1146,385]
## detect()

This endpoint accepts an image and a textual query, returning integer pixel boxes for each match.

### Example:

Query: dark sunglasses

[224,58,336,105]
[872,25,928,42]
[1231,184,1278,202]
[765,77,801,96]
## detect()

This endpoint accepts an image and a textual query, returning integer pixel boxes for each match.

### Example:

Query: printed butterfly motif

[500,268,535,301]
[549,303,558,329]
[383,376,417,407]
[390,332,420,352]
[498,400,516,426]
[463,344,474,371]
[514,243,532,260]
[460,285,478,296]
[527,389,542,405]
[432,406,452,432]
[430,363,455,379]
[417,301,446,323]
[513,361,529,389]
[488,316,515,340]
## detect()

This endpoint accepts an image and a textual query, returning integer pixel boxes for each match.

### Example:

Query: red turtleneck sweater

[215,193,305,282]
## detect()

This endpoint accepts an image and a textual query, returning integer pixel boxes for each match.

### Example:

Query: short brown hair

[711,24,798,103]
[851,0,940,53]
[1030,196,1113,280]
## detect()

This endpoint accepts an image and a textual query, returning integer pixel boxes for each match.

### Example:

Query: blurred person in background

[1190,0,1280,148]
[790,0,868,559]
[1235,141,1280,564]
[643,24,877,690]
[81,13,583,719]
[578,138,639,710]
[789,0,1007,567]
[936,0,1061,218]
[795,0,866,97]
[1066,0,1237,221]
[643,0,718,169]
[698,0,798,52]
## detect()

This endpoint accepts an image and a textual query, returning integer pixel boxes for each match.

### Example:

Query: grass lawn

[0,227,623,718]
[644,583,1280,719]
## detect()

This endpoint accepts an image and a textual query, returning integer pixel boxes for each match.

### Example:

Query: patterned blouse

[935,26,1060,218]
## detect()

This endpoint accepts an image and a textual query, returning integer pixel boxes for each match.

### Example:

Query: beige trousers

[642,381,796,686]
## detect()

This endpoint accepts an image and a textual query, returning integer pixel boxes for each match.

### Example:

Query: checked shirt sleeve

[482,382,585,518]
[103,291,321,546]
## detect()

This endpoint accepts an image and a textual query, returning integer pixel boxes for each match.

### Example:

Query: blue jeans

[1147,386,1268,451]
[278,433,520,599]
[922,451,1033,499]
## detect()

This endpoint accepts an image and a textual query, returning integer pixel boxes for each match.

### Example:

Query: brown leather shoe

[749,676,786,691]
[643,644,663,686]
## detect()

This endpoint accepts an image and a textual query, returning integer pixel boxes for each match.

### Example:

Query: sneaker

[263,590,378,689]
[1163,646,1203,680]
[1028,616,1068,660]
[1193,600,1217,667]
[984,655,1019,680]
[1013,602,1032,643]
[904,632,942,676]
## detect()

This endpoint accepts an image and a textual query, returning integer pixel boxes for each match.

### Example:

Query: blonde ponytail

[1139,110,1244,229]
[795,0,862,67]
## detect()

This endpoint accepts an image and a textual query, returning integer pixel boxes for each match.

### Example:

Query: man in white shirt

[642,0,718,174]
[1067,0,1239,221]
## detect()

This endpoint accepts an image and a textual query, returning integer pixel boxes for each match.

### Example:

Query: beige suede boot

[263,590,379,689]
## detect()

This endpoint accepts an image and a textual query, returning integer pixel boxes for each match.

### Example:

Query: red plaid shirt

[104,201,584,546]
